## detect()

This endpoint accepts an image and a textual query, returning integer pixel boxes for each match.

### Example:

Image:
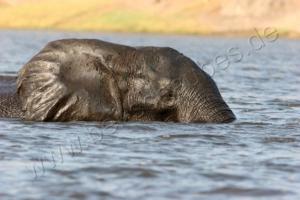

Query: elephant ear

[17,48,122,122]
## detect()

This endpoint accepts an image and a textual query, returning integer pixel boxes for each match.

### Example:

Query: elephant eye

[161,91,173,101]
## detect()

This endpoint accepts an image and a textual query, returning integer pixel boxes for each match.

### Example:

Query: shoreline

[1,27,300,40]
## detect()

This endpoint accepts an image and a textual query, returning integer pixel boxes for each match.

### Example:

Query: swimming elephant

[0,39,235,123]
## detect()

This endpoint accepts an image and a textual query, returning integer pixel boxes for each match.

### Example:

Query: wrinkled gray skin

[0,39,235,123]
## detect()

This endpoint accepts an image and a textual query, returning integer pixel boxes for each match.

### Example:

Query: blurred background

[0,0,299,37]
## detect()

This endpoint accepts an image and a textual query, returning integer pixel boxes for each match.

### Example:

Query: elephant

[0,39,236,123]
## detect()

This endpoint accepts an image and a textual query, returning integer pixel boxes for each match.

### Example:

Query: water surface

[0,30,299,200]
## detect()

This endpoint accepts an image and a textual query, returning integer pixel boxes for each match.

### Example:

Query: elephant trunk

[176,86,236,123]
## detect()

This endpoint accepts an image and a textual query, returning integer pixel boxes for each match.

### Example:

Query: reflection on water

[0,30,299,200]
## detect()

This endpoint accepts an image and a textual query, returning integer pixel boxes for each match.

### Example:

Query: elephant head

[17,39,235,123]
[124,47,236,123]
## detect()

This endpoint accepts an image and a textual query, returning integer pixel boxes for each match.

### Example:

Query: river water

[0,30,299,200]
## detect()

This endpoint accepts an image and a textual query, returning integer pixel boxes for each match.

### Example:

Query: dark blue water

[0,30,299,200]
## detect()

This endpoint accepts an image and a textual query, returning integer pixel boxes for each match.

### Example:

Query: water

[0,30,299,200]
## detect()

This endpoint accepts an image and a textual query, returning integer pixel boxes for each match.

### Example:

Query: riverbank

[0,0,299,38]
